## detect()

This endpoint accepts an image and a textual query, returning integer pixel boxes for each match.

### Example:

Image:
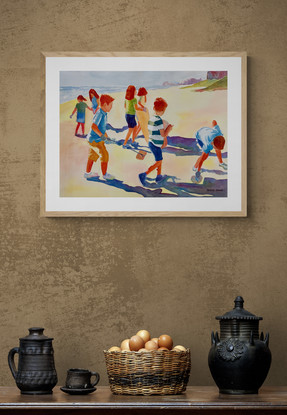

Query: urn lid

[20,327,53,341]
[216,296,263,321]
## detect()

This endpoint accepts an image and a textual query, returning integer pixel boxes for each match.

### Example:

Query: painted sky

[60,71,207,87]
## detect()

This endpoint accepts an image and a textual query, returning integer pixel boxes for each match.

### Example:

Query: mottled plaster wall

[0,0,286,387]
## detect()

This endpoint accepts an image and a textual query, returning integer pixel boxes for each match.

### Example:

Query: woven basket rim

[104,348,191,353]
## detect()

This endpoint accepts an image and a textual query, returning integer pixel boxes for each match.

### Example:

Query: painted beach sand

[60,71,227,198]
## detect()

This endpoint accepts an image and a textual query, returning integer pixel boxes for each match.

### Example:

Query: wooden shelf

[0,386,287,414]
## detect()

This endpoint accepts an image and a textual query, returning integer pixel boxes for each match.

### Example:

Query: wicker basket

[104,349,191,395]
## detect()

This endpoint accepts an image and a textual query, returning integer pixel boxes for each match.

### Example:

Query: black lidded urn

[8,327,58,394]
[208,296,271,394]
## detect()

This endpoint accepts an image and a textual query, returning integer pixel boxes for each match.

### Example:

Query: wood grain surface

[0,386,287,414]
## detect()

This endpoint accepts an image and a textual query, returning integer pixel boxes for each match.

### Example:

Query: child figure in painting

[138,97,173,186]
[89,89,100,114]
[137,87,148,111]
[123,85,138,148]
[70,95,92,137]
[134,87,149,142]
[192,120,227,183]
[84,94,115,180]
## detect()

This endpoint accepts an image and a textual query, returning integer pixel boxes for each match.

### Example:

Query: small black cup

[66,368,100,389]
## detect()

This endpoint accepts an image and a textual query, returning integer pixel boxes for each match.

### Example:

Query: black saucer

[60,386,96,395]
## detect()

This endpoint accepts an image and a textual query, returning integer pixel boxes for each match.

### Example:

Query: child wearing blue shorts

[123,85,138,147]
[139,98,173,185]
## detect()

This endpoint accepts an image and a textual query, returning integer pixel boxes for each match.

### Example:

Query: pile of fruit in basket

[107,329,187,352]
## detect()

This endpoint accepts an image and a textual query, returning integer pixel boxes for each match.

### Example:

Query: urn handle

[90,371,100,387]
[211,331,220,345]
[8,347,20,379]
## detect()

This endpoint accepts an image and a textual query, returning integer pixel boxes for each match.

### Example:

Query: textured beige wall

[1,0,287,388]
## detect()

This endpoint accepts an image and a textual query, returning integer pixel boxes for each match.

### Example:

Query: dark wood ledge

[0,386,287,414]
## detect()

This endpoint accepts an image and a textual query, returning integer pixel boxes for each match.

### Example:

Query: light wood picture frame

[41,52,247,217]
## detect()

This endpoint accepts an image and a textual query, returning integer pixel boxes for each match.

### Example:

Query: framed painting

[41,52,246,217]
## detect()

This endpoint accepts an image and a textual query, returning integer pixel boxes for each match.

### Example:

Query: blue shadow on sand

[86,175,227,198]
[105,136,151,154]
[142,175,227,197]
[105,132,227,159]
[200,168,227,176]
[106,123,128,134]
[105,123,227,159]
[165,136,227,158]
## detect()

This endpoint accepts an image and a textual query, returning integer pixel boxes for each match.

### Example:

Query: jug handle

[90,372,100,387]
[8,347,20,379]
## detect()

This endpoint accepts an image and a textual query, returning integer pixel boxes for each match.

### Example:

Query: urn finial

[234,296,244,309]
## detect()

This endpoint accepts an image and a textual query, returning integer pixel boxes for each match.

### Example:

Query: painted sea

[60,85,170,104]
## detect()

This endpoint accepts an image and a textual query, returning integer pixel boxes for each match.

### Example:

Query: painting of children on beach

[60,70,228,198]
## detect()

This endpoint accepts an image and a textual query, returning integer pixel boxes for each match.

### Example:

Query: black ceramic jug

[208,296,271,394]
[8,327,58,394]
